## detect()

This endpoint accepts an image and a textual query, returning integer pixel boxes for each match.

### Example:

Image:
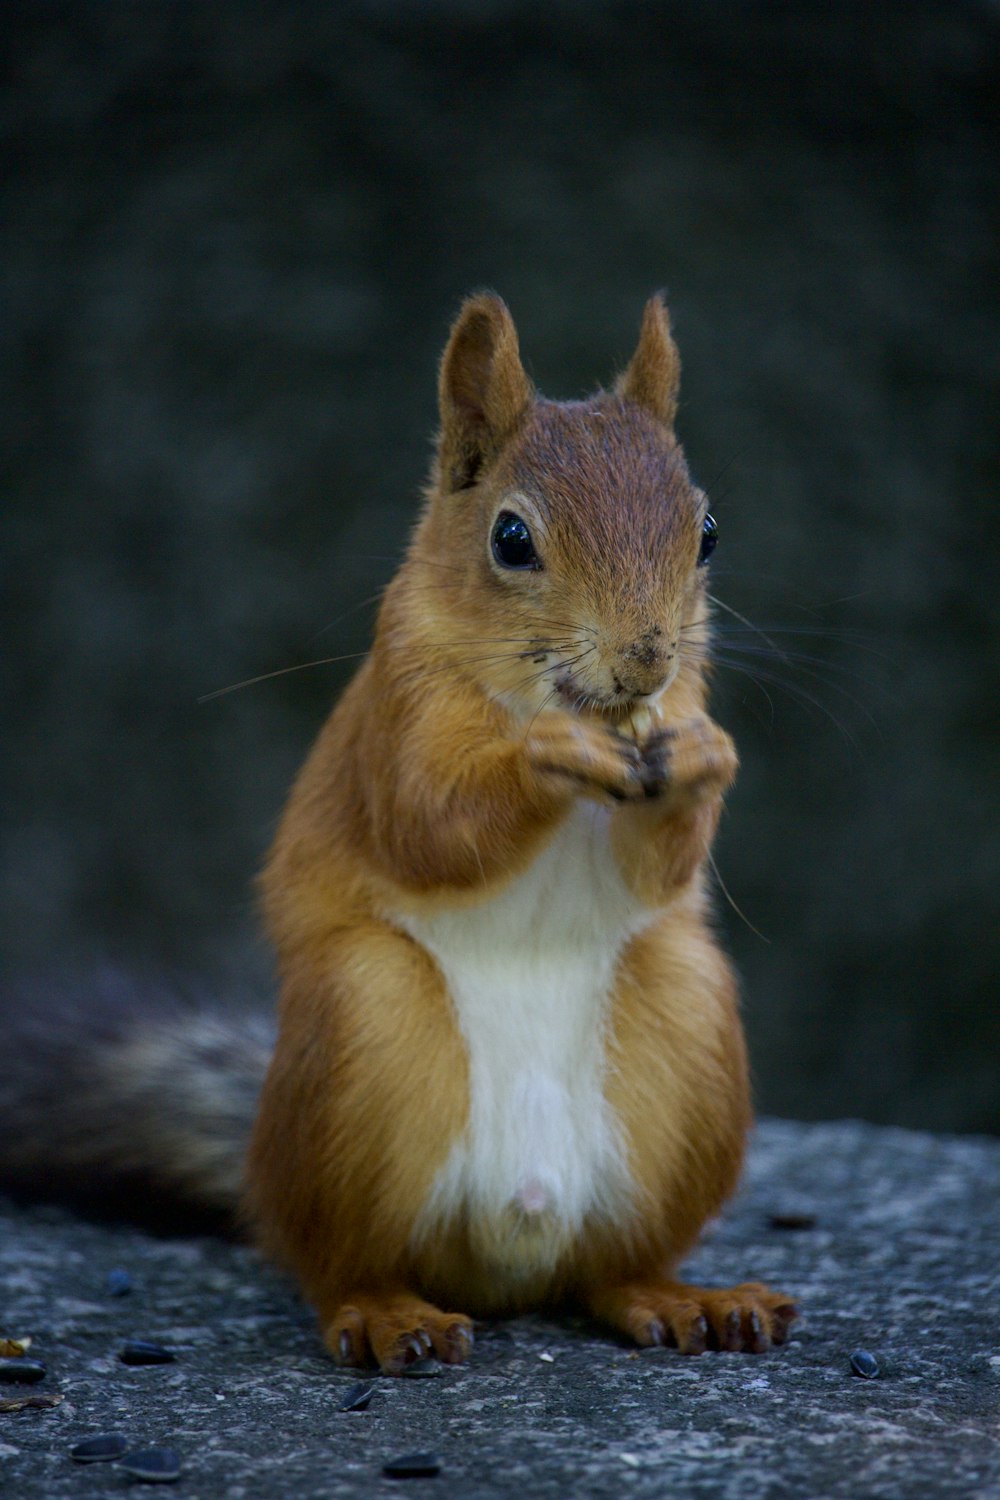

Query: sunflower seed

[0,1359,46,1384]
[70,1432,129,1463]
[383,1451,441,1478]
[850,1348,880,1379]
[338,1380,376,1411]
[119,1447,182,1482]
[120,1341,175,1366]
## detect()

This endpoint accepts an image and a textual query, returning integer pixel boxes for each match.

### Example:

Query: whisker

[309,589,386,643]
[707,851,771,944]
[702,641,886,731]
[515,646,596,696]
[483,645,597,710]
[689,621,885,655]
[704,638,894,692]
[680,644,778,726]
[707,593,791,664]
[516,615,597,637]
[376,573,598,640]
[703,653,869,749]
[520,686,561,743]
[435,636,586,650]
[198,652,369,703]
[702,566,878,617]
[699,451,742,498]
[703,566,820,612]
[387,555,466,574]
[417,649,562,683]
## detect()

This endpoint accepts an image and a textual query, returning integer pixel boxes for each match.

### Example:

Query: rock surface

[2,1118,998,1498]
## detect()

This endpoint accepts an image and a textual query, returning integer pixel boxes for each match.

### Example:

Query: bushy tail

[0,971,274,1234]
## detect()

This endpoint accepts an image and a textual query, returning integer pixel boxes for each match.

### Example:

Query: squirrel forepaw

[524,712,648,803]
[637,716,738,804]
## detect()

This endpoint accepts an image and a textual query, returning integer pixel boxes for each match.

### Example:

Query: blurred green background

[3,2,998,1131]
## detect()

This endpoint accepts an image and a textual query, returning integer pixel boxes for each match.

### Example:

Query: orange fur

[246,293,797,1372]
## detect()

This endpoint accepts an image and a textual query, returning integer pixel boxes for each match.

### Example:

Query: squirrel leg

[584,918,801,1355]
[247,924,474,1372]
[324,1292,474,1374]
[586,1279,800,1355]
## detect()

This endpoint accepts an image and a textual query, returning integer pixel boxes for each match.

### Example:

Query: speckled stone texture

[2,1119,998,1499]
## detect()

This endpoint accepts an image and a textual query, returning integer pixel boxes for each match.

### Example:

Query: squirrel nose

[616,628,674,697]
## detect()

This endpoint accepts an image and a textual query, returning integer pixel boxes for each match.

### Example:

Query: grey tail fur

[0,970,274,1236]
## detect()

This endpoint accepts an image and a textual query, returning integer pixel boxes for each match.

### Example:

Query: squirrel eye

[492,512,540,570]
[698,513,718,566]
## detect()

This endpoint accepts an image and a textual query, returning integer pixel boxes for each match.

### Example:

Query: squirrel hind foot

[588,1279,800,1356]
[324,1294,474,1375]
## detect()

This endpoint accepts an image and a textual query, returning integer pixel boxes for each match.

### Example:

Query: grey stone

[2,1118,998,1498]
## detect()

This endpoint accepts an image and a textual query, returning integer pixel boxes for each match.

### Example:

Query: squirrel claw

[645,1318,667,1347]
[441,1322,474,1363]
[769,1303,800,1345]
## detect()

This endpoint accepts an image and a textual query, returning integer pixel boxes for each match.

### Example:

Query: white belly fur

[394,803,653,1280]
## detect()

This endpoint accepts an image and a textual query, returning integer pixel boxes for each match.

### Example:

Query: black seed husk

[0,1358,47,1384]
[383,1451,441,1478]
[338,1380,376,1412]
[106,1268,132,1296]
[401,1357,441,1378]
[850,1348,880,1379]
[768,1212,818,1230]
[120,1341,176,1366]
[119,1447,182,1482]
[70,1432,129,1463]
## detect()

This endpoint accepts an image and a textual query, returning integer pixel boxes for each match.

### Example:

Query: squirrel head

[414,293,716,720]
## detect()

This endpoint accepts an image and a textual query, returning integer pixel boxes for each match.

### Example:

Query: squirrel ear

[616,294,681,429]
[438,294,534,491]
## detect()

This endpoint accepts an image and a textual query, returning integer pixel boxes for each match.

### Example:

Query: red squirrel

[245,293,797,1372]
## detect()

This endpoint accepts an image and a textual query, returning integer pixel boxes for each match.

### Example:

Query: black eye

[698,513,718,566]
[492,511,540,570]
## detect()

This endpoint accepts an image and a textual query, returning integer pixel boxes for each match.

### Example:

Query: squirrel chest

[392,801,652,1288]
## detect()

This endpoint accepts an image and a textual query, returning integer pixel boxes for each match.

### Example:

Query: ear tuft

[438,294,534,491]
[615,293,681,429]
